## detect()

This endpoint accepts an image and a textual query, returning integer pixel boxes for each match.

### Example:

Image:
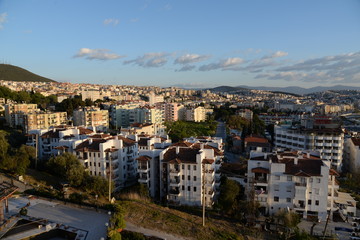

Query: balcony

[169,179,181,187]
[169,189,180,196]
[295,182,307,187]
[139,177,149,184]
[169,168,181,176]
[294,204,305,210]
[127,157,134,163]
[205,179,215,186]
[207,190,215,196]
[138,166,149,173]
[127,150,133,156]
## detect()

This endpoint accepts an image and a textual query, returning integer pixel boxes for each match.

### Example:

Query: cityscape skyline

[1,0,359,88]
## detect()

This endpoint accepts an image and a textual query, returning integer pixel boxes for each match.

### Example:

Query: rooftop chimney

[176,146,180,155]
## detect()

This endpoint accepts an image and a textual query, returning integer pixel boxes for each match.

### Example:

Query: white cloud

[199,57,244,71]
[74,48,125,60]
[174,54,210,65]
[263,51,360,83]
[103,18,119,26]
[0,12,8,30]
[175,65,196,72]
[124,52,171,68]
[263,51,288,59]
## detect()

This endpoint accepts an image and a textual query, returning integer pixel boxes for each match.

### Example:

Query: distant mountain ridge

[209,86,249,92]
[0,64,56,83]
[210,85,360,95]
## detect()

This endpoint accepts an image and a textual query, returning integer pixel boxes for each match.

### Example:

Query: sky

[0,0,360,88]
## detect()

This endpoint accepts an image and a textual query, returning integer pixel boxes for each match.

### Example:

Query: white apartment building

[247,150,356,221]
[159,141,222,207]
[26,126,93,160]
[184,106,206,122]
[73,134,139,190]
[73,107,109,132]
[343,137,360,173]
[136,135,172,199]
[275,124,344,171]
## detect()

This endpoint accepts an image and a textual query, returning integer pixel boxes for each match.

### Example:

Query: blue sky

[1,0,359,88]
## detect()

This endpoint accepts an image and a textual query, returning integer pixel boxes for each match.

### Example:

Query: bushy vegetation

[47,153,109,196]
[0,86,57,109]
[0,130,35,175]
[164,120,217,142]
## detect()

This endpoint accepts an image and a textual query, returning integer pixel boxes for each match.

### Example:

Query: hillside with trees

[0,64,56,82]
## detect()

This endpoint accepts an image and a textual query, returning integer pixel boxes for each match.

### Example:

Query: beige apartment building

[4,103,38,127]
[24,112,68,132]
[73,107,109,132]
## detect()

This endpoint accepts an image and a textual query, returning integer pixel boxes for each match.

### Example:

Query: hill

[0,64,56,82]
[209,86,249,92]
[237,85,360,95]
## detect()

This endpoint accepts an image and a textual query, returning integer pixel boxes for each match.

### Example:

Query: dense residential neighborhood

[1,79,360,239]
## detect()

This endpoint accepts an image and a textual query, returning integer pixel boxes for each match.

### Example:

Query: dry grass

[121,200,263,240]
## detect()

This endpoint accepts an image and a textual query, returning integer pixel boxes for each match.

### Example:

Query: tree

[12,145,35,175]
[84,175,109,196]
[47,153,85,186]
[216,177,242,215]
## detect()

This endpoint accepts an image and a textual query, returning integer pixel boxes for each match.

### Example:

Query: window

[275,175,280,180]
[188,175,190,180]
[287,176,292,181]
[309,178,313,183]
[315,200,319,206]
[194,187,197,192]
[274,185,279,191]
[194,176,197,181]
[315,188,319,195]
[286,186,292,192]
[308,200,312,205]
[274,196,279,202]
[90,162,92,166]
[286,198,291,203]
[182,165,184,169]
[182,186,184,190]
[98,163,100,167]
[182,175,184,180]
[188,165,190,170]
[194,165,197,171]
[188,186,190,191]
[317,178,321,183]
[99,172,101,176]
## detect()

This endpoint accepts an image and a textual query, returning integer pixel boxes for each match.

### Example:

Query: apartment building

[73,107,109,132]
[120,123,166,136]
[159,141,222,207]
[247,150,356,221]
[155,102,184,122]
[110,105,163,128]
[343,137,360,173]
[24,112,68,132]
[26,126,93,160]
[136,135,172,198]
[73,134,139,190]
[274,119,344,171]
[184,106,206,122]
[4,103,38,127]
[236,109,253,121]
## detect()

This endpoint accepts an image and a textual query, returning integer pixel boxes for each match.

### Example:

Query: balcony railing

[295,182,307,187]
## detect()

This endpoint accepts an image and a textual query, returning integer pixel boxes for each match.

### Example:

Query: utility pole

[108,155,112,202]
[202,162,206,227]
[35,134,38,170]
[322,210,331,239]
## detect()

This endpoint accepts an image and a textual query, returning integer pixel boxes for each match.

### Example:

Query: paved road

[6,196,185,240]
[298,219,354,240]
[214,121,227,141]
